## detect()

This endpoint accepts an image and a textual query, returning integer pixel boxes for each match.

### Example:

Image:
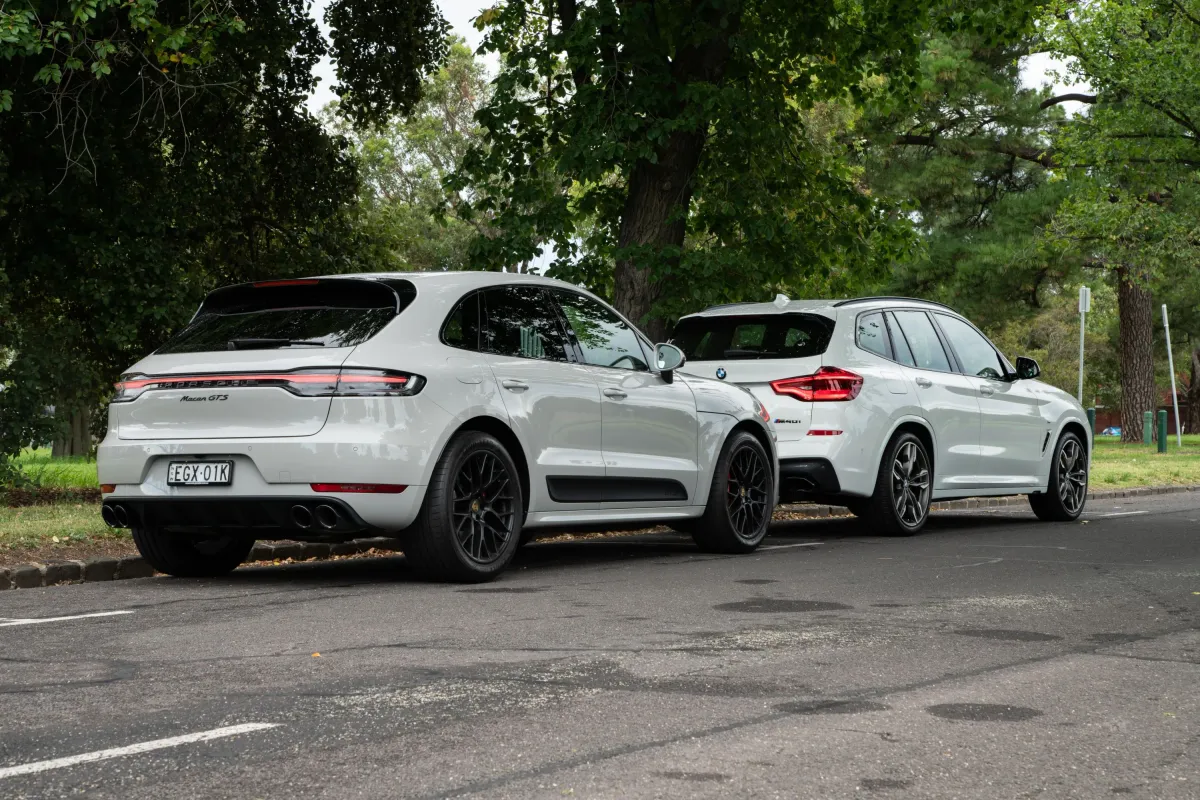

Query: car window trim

[479,285,574,363]
[930,312,1012,381]
[551,288,652,374]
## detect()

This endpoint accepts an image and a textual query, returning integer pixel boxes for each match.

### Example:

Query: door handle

[978,385,995,397]
[500,379,529,391]
[914,377,933,388]
[603,388,627,399]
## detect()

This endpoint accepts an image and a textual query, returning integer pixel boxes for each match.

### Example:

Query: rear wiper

[227,338,325,350]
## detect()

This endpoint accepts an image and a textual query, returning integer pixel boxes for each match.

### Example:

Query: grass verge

[1090,434,1200,488]
[0,504,137,567]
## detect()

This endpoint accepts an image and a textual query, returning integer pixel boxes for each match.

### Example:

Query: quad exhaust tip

[291,505,314,529]
[102,504,130,528]
[314,505,340,530]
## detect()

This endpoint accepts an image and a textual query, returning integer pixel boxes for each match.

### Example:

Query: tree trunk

[51,406,91,458]
[1117,267,1155,443]
[613,129,705,342]
[609,5,741,341]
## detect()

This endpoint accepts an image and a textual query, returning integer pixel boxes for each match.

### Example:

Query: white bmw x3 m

[672,296,1091,535]
[98,272,778,581]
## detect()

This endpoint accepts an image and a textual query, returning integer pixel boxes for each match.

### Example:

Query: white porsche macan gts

[672,296,1091,535]
[98,272,778,581]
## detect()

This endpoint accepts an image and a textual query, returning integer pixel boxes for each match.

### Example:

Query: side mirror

[1014,356,1040,381]
[655,342,686,383]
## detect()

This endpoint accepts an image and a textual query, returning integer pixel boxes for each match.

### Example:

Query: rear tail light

[112,368,424,402]
[770,367,863,402]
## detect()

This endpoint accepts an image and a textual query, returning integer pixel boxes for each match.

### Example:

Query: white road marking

[0,610,135,627]
[761,542,824,550]
[1095,510,1150,518]
[0,723,279,780]
[967,545,1082,551]
[953,557,1004,569]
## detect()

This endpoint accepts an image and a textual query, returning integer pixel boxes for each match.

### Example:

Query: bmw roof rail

[831,296,956,311]
[700,301,755,312]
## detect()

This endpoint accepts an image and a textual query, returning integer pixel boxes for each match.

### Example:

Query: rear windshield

[155,279,415,354]
[672,313,834,361]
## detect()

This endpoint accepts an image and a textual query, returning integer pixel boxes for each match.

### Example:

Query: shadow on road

[172,508,1049,589]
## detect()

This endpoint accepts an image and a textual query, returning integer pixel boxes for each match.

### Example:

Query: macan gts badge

[97,272,779,582]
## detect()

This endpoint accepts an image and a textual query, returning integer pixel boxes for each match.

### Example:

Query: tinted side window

[482,286,568,361]
[885,312,917,367]
[936,315,1006,379]
[554,291,648,371]
[891,311,952,372]
[856,312,891,359]
[442,291,482,351]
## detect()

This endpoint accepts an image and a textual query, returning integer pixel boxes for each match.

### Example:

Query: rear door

[553,290,700,506]
[887,310,982,490]
[113,279,407,440]
[480,285,606,512]
[672,312,834,441]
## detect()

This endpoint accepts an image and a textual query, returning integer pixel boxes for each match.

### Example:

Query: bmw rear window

[672,313,834,360]
[155,279,415,354]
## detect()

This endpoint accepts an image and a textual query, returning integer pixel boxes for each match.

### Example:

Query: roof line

[831,296,956,311]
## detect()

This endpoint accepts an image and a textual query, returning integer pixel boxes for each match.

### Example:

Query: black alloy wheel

[691,430,774,554]
[452,450,518,564]
[726,444,772,542]
[406,431,525,582]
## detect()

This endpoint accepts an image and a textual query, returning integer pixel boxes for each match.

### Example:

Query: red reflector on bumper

[100,484,116,494]
[806,429,844,436]
[310,483,407,494]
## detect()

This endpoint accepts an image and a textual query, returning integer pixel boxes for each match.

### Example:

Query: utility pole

[1077,286,1091,403]
[1162,304,1183,447]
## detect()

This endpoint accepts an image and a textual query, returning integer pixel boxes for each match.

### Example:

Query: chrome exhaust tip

[291,504,314,529]
[314,505,340,530]
[112,505,130,528]
[101,505,119,528]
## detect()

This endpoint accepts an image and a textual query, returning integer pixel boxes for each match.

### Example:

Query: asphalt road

[2,492,1199,799]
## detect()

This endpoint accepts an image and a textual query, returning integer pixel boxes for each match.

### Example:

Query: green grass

[14,448,98,488]
[0,503,129,557]
[1090,434,1200,489]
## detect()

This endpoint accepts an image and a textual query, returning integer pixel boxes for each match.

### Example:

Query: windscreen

[673,313,835,361]
[155,279,414,354]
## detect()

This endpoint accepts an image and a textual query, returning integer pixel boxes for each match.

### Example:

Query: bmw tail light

[770,367,863,402]
[112,368,424,402]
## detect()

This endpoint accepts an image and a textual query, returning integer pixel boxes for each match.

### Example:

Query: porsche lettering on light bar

[112,369,422,402]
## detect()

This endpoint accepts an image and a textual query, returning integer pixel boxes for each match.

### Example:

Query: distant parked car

[1100,426,1121,437]
[673,296,1092,535]
[97,272,777,582]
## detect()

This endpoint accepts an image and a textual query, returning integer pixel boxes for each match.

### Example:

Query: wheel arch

[1058,419,1091,456]
[730,419,776,481]
[884,417,937,477]
[443,415,532,515]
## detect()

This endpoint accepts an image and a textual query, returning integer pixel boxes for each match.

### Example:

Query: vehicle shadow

[190,508,1046,588]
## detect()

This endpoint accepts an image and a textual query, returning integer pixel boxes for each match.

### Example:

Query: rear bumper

[102,496,370,537]
[778,458,842,503]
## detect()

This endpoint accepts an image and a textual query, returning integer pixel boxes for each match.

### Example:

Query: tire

[1029,431,1088,521]
[405,431,524,582]
[862,432,932,536]
[130,527,254,577]
[690,431,774,554]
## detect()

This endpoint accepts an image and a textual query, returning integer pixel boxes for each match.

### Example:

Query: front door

[888,310,981,490]
[479,285,605,512]
[933,313,1047,486]
[552,289,700,506]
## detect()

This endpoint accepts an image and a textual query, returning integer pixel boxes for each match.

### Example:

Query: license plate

[167,461,233,486]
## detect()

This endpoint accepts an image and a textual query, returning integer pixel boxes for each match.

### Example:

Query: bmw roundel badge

[716,367,727,380]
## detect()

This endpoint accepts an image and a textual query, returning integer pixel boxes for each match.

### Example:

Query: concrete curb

[1,485,1196,592]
